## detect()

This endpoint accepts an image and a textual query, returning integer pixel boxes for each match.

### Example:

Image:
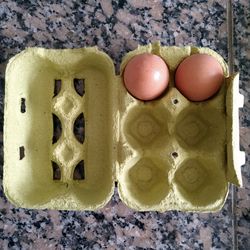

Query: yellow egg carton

[3,43,245,212]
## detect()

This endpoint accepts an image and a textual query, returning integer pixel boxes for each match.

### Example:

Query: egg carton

[3,43,245,212]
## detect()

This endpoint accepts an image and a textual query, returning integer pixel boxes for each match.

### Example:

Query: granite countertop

[0,1,249,249]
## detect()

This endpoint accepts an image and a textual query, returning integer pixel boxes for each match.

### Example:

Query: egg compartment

[3,44,245,211]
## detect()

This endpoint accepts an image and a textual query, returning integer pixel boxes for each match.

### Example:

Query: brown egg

[175,54,224,101]
[123,53,169,101]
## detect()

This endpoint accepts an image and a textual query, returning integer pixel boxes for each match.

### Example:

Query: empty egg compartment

[174,91,226,153]
[4,47,117,210]
[171,156,228,211]
[122,102,171,151]
[118,156,171,211]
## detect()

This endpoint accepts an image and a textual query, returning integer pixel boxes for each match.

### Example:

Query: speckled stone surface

[233,0,250,249]
[0,0,249,249]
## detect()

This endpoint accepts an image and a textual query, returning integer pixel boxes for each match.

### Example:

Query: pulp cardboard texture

[3,43,245,212]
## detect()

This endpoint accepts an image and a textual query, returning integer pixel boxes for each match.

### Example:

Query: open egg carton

[3,43,245,212]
